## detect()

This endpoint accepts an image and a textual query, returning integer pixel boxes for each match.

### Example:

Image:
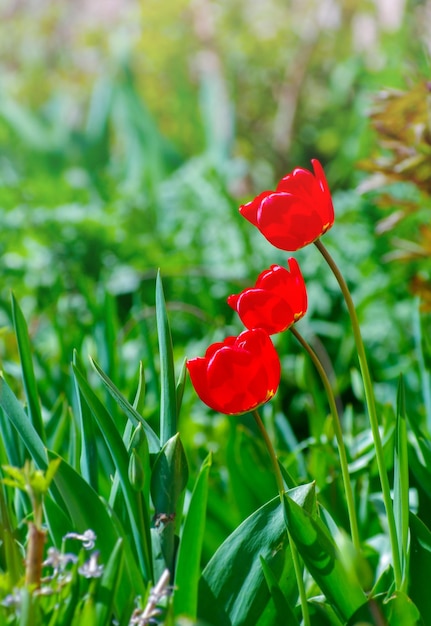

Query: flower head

[186,328,280,415]
[227,258,307,334]
[78,551,104,579]
[63,529,97,550]
[239,159,334,251]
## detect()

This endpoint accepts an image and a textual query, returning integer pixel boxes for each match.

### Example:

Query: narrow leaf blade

[90,356,159,453]
[174,452,212,619]
[11,293,45,442]
[156,271,177,445]
[0,375,47,469]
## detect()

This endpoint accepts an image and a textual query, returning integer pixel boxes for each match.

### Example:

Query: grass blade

[89,356,160,453]
[174,452,212,619]
[94,538,125,626]
[73,351,99,490]
[133,361,146,413]
[150,433,188,572]
[0,375,47,469]
[49,451,145,615]
[156,271,177,445]
[11,294,45,442]
[394,374,409,589]
[72,364,152,581]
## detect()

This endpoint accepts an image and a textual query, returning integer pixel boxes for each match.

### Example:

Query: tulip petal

[187,329,280,415]
[257,193,324,251]
[233,288,294,335]
[239,191,272,227]
[240,160,334,251]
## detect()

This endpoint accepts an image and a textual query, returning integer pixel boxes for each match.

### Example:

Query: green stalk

[314,238,402,590]
[289,325,360,553]
[252,409,310,626]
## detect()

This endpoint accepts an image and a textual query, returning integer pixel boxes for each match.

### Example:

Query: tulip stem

[252,409,285,499]
[314,238,402,591]
[289,325,361,553]
[252,409,310,626]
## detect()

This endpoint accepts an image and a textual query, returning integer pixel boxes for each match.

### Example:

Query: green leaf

[347,592,423,625]
[394,374,409,588]
[128,423,151,498]
[383,592,423,625]
[282,487,366,623]
[11,293,45,442]
[48,451,146,616]
[73,350,99,490]
[226,422,279,519]
[72,364,153,582]
[133,361,146,413]
[156,271,177,445]
[0,375,47,469]
[0,405,24,468]
[176,358,187,416]
[0,484,23,584]
[89,356,160,453]
[197,487,308,626]
[259,555,299,625]
[18,587,37,626]
[174,452,212,619]
[409,513,431,622]
[151,432,188,572]
[94,539,125,626]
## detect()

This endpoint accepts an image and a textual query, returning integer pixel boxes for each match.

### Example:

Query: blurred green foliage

[1,3,431,622]
[0,0,430,548]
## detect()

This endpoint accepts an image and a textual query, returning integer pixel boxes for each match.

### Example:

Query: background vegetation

[1,0,431,623]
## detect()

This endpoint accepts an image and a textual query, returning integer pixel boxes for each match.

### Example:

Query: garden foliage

[1,2,431,624]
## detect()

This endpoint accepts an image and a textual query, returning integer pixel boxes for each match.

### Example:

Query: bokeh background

[1,0,431,556]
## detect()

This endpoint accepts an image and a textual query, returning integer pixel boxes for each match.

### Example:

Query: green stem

[289,325,360,553]
[314,238,402,590]
[252,409,284,498]
[252,409,310,626]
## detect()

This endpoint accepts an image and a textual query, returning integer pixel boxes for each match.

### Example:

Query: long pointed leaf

[49,451,145,617]
[150,433,188,572]
[174,453,212,619]
[156,271,177,445]
[89,356,159,453]
[94,539,125,626]
[11,294,45,442]
[409,512,431,622]
[73,351,99,489]
[394,374,409,588]
[0,375,47,469]
[72,364,152,581]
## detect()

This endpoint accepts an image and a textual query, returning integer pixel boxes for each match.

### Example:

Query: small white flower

[2,589,21,608]
[78,551,104,579]
[63,529,97,550]
[43,547,78,571]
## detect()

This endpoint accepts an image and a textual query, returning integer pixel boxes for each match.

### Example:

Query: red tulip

[227,258,307,335]
[186,328,280,415]
[239,159,334,251]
